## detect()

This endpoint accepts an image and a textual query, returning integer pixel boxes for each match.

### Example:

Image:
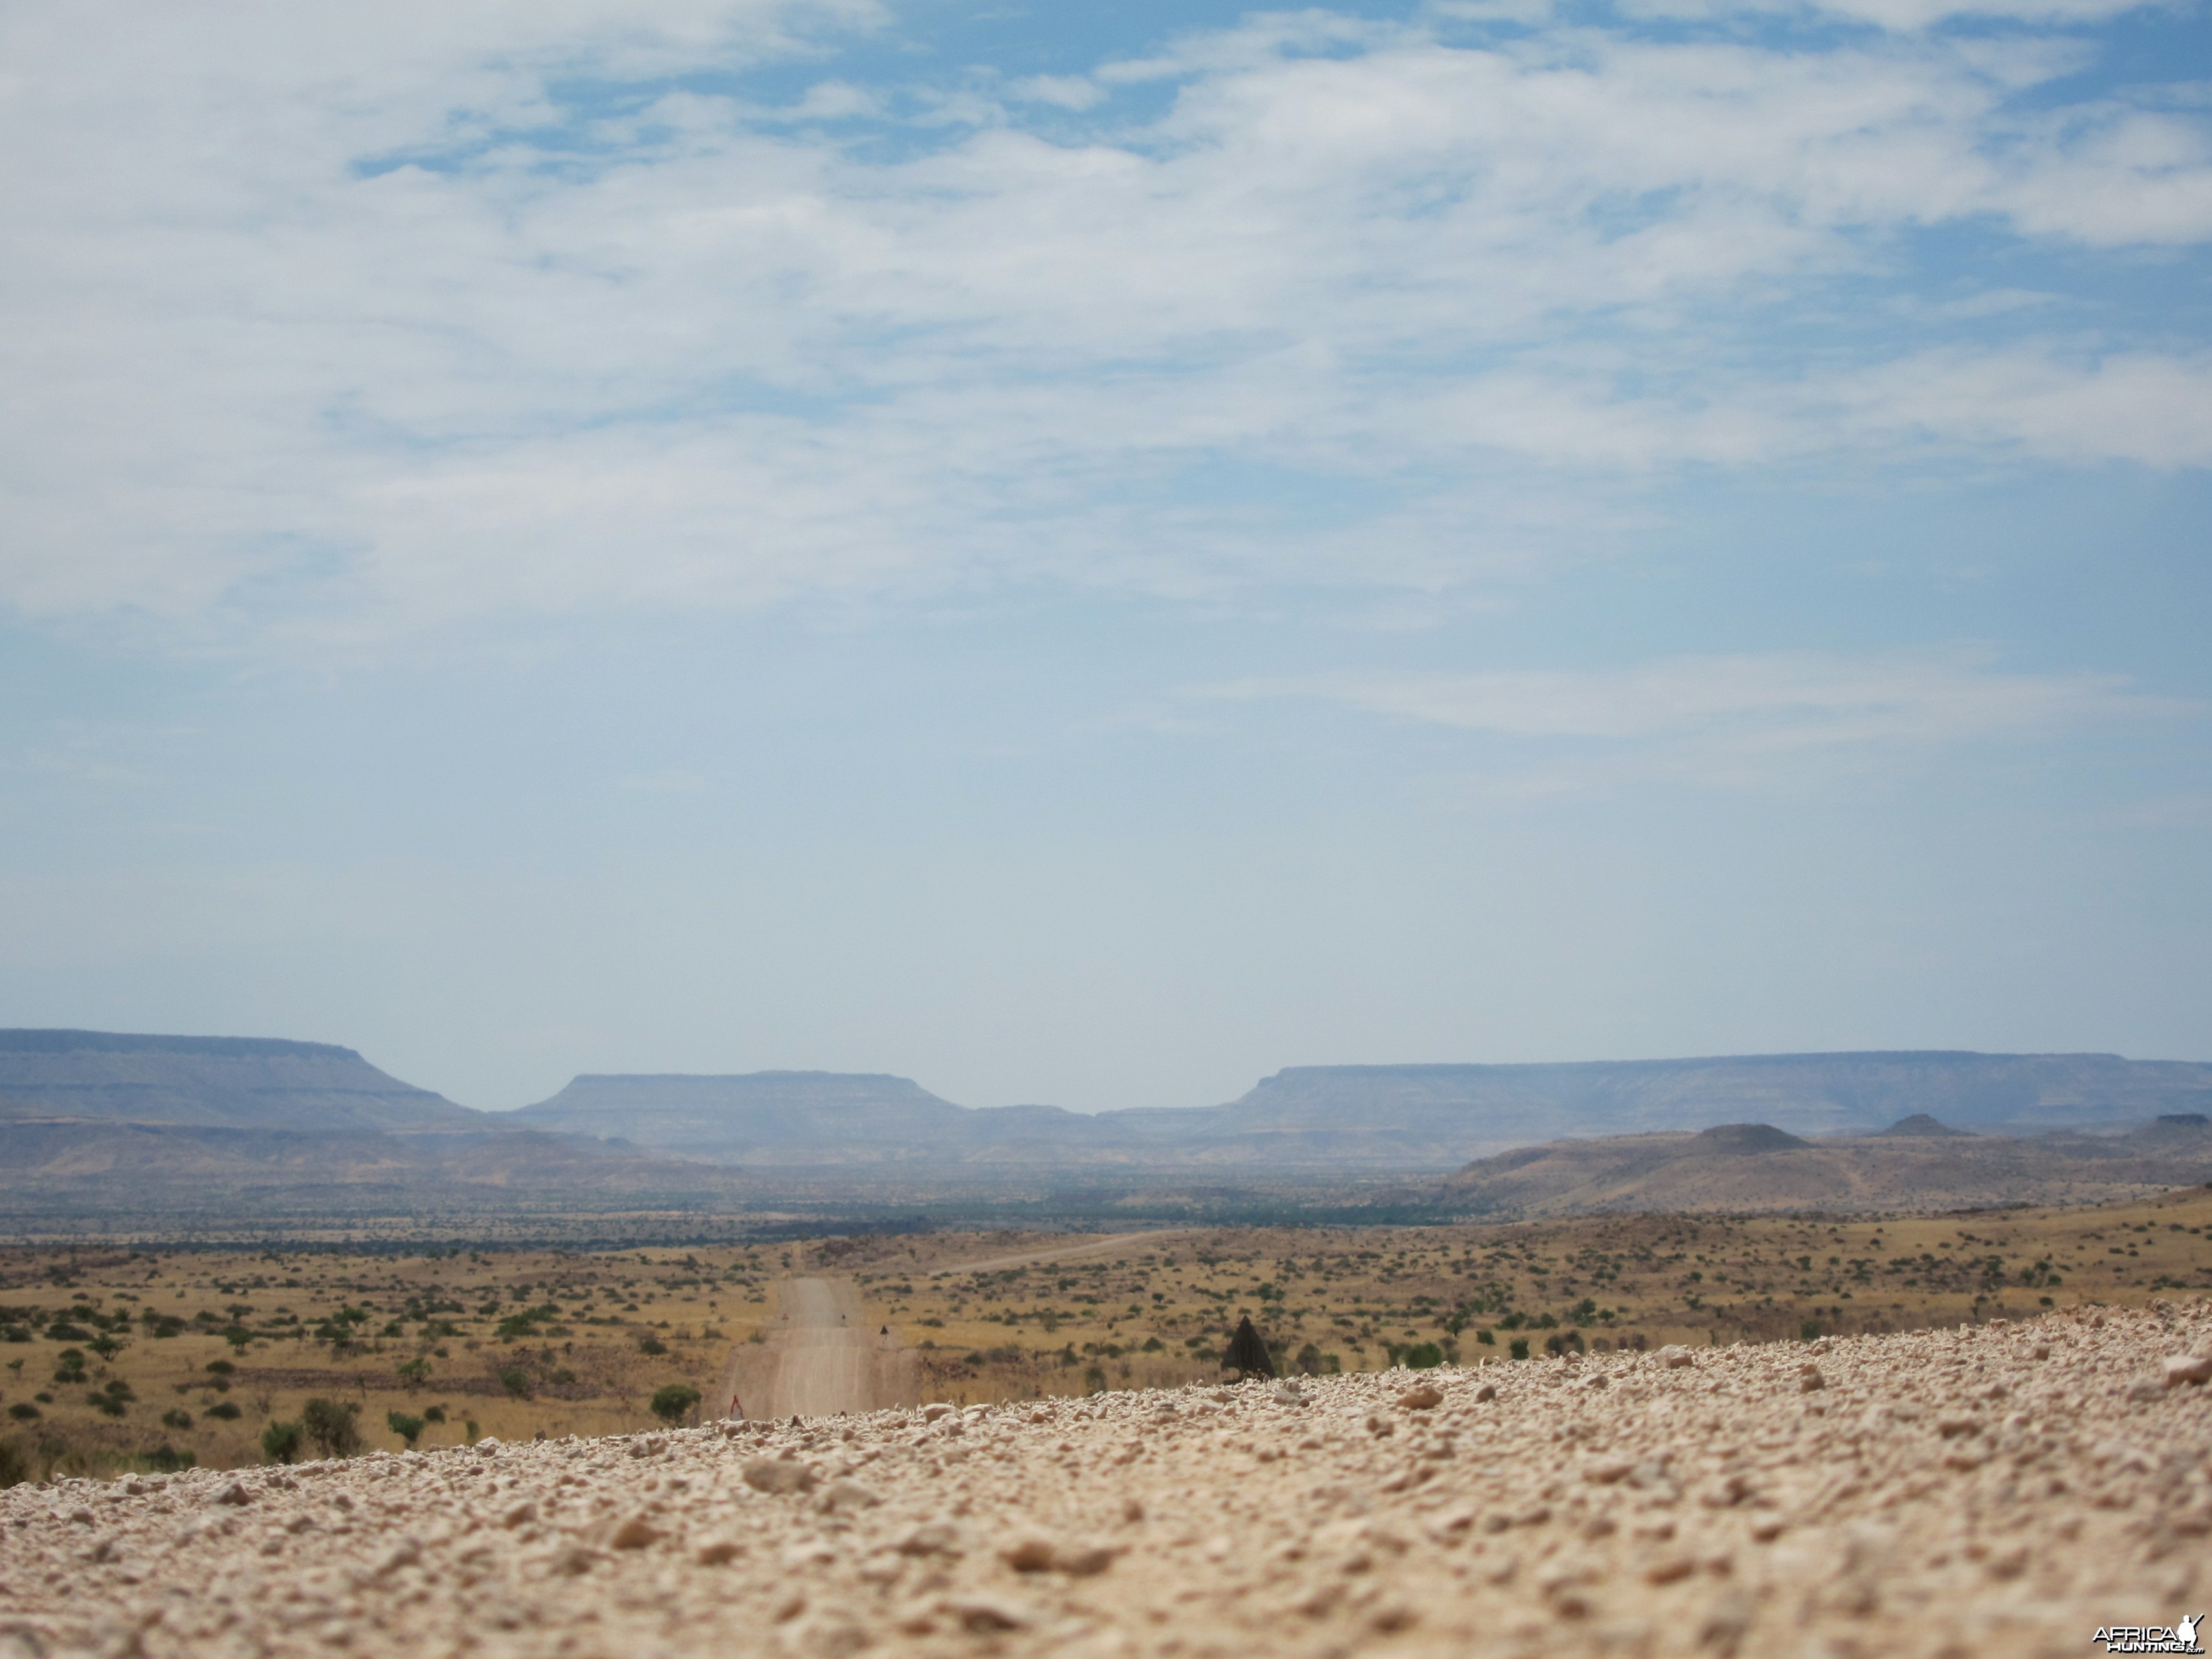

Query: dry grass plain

[869,1187,2212,1403]
[3,1187,2208,1477]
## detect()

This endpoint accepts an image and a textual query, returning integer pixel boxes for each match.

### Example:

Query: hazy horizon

[3,1,2207,1113]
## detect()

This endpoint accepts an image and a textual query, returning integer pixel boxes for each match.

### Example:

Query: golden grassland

[3,1185,2207,1473]
[854,1184,2212,1403]
[0,1239,799,1480]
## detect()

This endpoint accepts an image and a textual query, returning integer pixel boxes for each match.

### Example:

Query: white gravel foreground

[5,1303,2209,1659]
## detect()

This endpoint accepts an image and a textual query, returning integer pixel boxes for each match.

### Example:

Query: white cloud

[1005,74,1107,111]
[1208,650,2198,790]
[1,5,2209,643]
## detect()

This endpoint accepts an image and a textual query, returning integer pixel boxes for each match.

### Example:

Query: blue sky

[1,0,2207,1112]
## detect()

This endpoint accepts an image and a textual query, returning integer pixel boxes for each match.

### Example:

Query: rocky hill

[3,1304,2206,1658]
[1426,1112,2212,1216]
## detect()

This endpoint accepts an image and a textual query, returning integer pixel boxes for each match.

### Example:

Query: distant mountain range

[6,1030,2212,1219]
[0,1030,748,1218]
[511,1051,2212,1172]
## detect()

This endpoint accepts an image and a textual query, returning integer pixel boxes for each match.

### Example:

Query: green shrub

[146,1444,195,1473]
[422,1405,447,1424]
[7,1403,38,1422]
[650,1384,701,1425]
[261,1421,304,1463]
[1509,1337,1530,1360]
[162,1408,193,1431]
[498,1367,533,1399]
[300,1397,362,1459]
[0,1438,30,1488]
[1400,1342,1445,1370]
[1475,1328,1495,1346]
[205,1401,241,1421]
[386,1411,426,1447]
[206,1359,236,1376]
[636,1337,667,1357]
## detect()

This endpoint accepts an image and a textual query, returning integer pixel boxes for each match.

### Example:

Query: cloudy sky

[2,0,2207,1112]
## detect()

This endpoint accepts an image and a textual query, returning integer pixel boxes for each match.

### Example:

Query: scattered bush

[91,1381,132,1418]
[422,1405,447,1424]
[1509,1337,1531,1360]
[145,1444,195,1473]
[637,1337,667,1357]
[1399,1343,1445,1369]
[162,1408,193,1430]
[205,1359,235,1376]
[498,1367,533,1399]
[205,1401,241,1421]
[7,1403,38,1422]
[300,1397,362,1459]
[386,1411,425,1447]
[261,1421,303,1464]
[1475,1328,1496,1345]
[650,1384,701,1425]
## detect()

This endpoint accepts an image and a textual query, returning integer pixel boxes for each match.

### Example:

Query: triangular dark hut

[1225,1315,1274,1379]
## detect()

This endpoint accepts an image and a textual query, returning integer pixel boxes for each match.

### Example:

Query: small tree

[650,1384,701,1425]
[261,1420,304,1464]
[300,1396,362,1459]
[498,1367,533,1400]
[395,1357,430,1391]
[386,1411,426,1447]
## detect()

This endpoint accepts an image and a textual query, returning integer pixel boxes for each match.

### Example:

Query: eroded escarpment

[3,1303,2208,1659]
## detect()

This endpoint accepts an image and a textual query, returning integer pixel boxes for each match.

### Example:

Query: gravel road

[720,1277,916,1421]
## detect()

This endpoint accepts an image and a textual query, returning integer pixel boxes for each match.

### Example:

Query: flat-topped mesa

[506,1071,1113,1165]
[0,1027,482,1134]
